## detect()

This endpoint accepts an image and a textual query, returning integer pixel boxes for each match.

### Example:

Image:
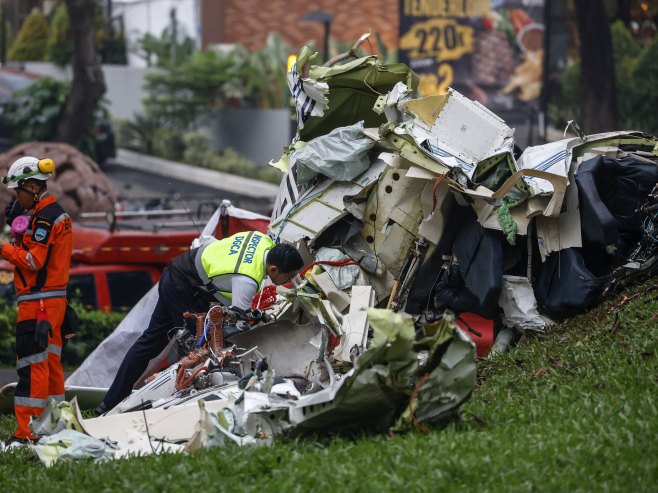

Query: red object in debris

[72,225,197,265]
[214,208,270,240]
[455,312,495,357]
[252,284,278,309]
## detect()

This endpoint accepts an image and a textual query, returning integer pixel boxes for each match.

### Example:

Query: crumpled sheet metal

[295,54,418,143]
[268,157,387,245]
[291,121,375,185]
[285,308,475,434]
[29,399,84,437]
[498,275,548,332]
[32,429,117,468]
[515,131,655,217]
[375,83,514,179]
[314,247,360,290]
[288,46,329,131]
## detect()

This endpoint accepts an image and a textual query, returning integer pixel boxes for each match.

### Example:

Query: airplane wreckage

[9,49,658,465]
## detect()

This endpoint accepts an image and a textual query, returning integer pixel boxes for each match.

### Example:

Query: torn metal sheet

[369,126,451,176]
[298,55,418,142]
[334,285,375,363]
[288,46,329,131]
[33,429,117,467]
[291,122,375,185]
[186,400,267,451]
[398,88,514,178]
[309,270,351,313]
[498,276,548,332]
[314,247,360,289]
[535,160,582,260]
[515,131,654,217]
[268,158,388,245]
[287,309,475,434]
[29,399,83,437]
[74,393,232,457]
[229,319,325,378]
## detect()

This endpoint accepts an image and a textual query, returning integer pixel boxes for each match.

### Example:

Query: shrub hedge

[0,301,125,369]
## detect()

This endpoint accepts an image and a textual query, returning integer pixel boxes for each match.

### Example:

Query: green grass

[1,280,657,492]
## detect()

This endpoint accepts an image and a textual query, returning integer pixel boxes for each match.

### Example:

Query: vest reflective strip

[15,396,48,408]
[48,344,61,357]
[194,242,213,286]
[16,289,67,303]
[232,231,255,272]
[49,394,65,402]
[54,212,70,225]
[16,351,48,370]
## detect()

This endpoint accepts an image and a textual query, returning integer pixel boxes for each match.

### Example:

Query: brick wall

[202,0,399,55]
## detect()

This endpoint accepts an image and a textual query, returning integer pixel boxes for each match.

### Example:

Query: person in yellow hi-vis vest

[95,231,303,414]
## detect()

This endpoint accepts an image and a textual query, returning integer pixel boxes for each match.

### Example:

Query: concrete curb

[110,149,280,200]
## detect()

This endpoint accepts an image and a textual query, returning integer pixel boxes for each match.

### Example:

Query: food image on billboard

[399,0,545,112]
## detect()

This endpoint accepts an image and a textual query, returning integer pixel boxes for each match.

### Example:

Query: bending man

[96,230,303,414]
[0,157,72,449]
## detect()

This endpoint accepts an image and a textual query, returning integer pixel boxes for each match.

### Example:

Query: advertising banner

[399,0,545,114]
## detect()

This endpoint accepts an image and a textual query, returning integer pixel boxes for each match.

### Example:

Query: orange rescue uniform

[1,195,72,440]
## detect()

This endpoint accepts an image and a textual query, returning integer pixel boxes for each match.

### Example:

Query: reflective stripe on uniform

[16,289,67,303]
[49,394,65,402]
[194,242,213,286]
[14,396,48,408]
[54,213,70,225]
[16,351,48,370]
[48,343,61,357]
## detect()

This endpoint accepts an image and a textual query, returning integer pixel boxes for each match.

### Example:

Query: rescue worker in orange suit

[0,157,72,450]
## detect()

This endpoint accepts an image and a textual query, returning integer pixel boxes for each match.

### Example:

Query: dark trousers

[101,268,208,410]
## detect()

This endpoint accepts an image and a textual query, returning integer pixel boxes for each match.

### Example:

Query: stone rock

[0,142,116,228]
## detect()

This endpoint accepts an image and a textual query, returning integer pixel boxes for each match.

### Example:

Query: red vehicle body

[0,225,198,312]
[0,205,270,312]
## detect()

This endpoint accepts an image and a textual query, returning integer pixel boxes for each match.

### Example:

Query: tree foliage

[47,2,73,66]
[132,21,195,68]
[144,50,237,129]
[5,77,107,161]
[559,21,658,133]
[7,9,49,61]
[143,33,292,130]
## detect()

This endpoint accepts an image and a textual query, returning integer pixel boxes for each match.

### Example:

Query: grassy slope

[0,280,656,492]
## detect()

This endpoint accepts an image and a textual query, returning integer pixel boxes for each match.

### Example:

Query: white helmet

[2,156,55,189]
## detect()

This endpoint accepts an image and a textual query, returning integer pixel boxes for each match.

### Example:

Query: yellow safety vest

[194,231,274,301]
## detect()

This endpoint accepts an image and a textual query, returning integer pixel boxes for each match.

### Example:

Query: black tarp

[576,155,658,261]
[406,204,503,315]
[533,247,602,319]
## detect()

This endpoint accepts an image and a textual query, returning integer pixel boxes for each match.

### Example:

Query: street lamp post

[301,11,334,63]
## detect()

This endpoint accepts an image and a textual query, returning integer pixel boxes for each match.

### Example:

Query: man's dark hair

[267,243,304,273]
[24,178,47,191]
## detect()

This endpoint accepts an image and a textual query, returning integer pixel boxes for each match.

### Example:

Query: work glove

[35,309,53,350]
[5,199,22,224]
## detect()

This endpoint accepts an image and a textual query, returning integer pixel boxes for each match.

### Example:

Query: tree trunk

[55,0,106,147]
[617,0,632,26]
[575,0,618,133]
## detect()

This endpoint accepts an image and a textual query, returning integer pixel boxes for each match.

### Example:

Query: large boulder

[0,142,115,227]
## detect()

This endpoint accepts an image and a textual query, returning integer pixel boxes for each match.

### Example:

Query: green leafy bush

[7,9,49,61]
[5,77,109,161]
[0,302,125,368]
[181,132,281,184]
